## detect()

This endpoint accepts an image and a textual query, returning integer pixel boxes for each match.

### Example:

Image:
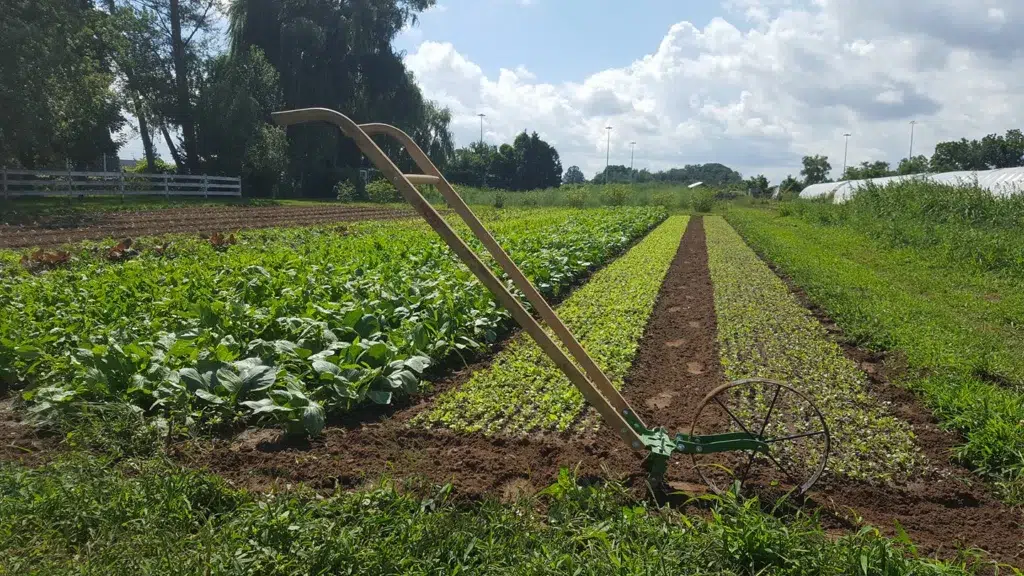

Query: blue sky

[394,1,722,85]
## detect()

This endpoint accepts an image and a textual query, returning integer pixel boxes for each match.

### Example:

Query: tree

[897,155,930,175]
[843,161,892,180]
[229,0,440,197]
[194,46,286,196]
[1,0,124,168]
[746,174,770,198]
[512,131,562,190]
[778,175,803,195]
[563,165,585,185]
[800,155,831,185]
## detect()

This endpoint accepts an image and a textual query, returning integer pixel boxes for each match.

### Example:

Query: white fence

[1,168,241,199]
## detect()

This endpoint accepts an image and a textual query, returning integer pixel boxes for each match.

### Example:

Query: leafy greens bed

[703,216,923,483]
[726,207,1024,504]
[417,215,688,435]
[0,207,666,435]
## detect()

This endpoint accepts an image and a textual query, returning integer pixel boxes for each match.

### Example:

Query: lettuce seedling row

[271,107,833,495]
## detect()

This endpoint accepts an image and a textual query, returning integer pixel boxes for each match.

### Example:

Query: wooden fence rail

[0,168,241,200]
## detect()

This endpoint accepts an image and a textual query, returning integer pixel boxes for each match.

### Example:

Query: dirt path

[0,205,418,249]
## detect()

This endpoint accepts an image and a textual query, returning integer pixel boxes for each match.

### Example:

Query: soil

[0,205,420,249]
[0,398,59,467]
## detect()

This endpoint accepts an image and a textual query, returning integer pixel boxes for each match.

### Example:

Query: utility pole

[478,113,486,146]
[629,141,636,184]
[908,120,916,160]
[605,126,612,183]
[842,133,851,179]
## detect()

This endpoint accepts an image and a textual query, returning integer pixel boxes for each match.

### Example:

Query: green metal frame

[623,410,769,479]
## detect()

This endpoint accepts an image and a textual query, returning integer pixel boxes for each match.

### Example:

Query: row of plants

[0,207,667,435]
[726,208,1024,504]
[0,417,983,575]
[416,215,689,434]
[703,216,924,483]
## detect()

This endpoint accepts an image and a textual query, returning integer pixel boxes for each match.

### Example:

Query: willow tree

[228,0,452,196]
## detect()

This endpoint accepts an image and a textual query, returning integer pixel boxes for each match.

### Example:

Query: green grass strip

[417,215,689,435]
[703,216,923,483]
[726,207,1024,504]
[0,449,977,575]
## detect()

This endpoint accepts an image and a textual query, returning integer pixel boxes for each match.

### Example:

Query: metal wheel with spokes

[689,378,830,497]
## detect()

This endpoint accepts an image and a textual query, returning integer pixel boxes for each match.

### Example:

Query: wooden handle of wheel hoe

[271,107,649,450]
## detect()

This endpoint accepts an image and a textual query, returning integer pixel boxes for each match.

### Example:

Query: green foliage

[1,209,663,437]
[566,187,587,208]
[930,129,1024,172]
[195,46,286,197]
[746,174,771,198]
[0,453,981,575]
[787,180,1024,278]
[691,189,716,212]
[229,0,447,196]
[800,155,831,186]
[843,161,893,180]
[563,165,586,184]
[727,207,1024,504]
[601,184,629,206]
[492,190,506,209]
[333,180,357,202]
[0,0,124,168]
[124,158,177,174]
[446,134,563,190]
[365,178,400,203]
[593,163,744,187]
[417,213,680,435]
[704,217,923,482]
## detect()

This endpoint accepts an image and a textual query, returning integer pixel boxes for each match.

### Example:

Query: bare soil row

[0,204,418,248]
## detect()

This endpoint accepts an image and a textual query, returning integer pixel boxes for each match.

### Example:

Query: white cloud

[403,0,1024,181]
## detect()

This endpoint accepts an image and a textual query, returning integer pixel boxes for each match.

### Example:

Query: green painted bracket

[623,411,770,481]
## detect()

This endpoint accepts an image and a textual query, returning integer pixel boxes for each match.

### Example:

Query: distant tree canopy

[746,174,770,198]
[590,163,743,187]
[446,133,562,191]
[563,165,586,185]
[798,128,1024,187]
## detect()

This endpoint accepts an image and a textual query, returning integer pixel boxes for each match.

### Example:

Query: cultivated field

[2,194,1023,573]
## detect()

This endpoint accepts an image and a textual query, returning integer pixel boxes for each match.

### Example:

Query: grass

[0,195,291,226]
[726,207,1024,505]
[0,410,991,575]
[416,215,689,435]
[703,216,922,483]
[782,179,1024,278]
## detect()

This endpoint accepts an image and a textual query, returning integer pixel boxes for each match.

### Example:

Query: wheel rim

[689,378,830,497]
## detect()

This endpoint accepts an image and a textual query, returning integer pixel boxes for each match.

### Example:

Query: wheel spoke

[765,430,826,443]
[758,383,782,437]
[763,451,800,485]
[738,450,758,486]
[713,396,755,437]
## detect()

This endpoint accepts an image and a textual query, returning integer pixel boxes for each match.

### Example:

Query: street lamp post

[908,120,916,159]
[605,126,612,183]
[629,141,636,184]
[842,133,851,179]
[477,113,486,146]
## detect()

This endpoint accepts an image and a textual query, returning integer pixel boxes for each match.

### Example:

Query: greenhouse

[800,166,1024,202]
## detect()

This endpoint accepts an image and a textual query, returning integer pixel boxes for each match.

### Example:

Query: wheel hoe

[272,107,831,496]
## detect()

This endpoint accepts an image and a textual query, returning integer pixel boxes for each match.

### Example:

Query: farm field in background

[2,196,1024,573]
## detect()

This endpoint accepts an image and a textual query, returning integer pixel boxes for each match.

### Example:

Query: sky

[122,0,1024,182]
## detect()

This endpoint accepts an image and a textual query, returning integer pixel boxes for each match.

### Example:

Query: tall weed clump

[784,180,1024,277]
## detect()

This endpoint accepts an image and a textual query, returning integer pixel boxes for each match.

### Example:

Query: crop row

[416,215,689,435]
[726,207,1024,504]
[703,216,923,483]
[0,207,667,434]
